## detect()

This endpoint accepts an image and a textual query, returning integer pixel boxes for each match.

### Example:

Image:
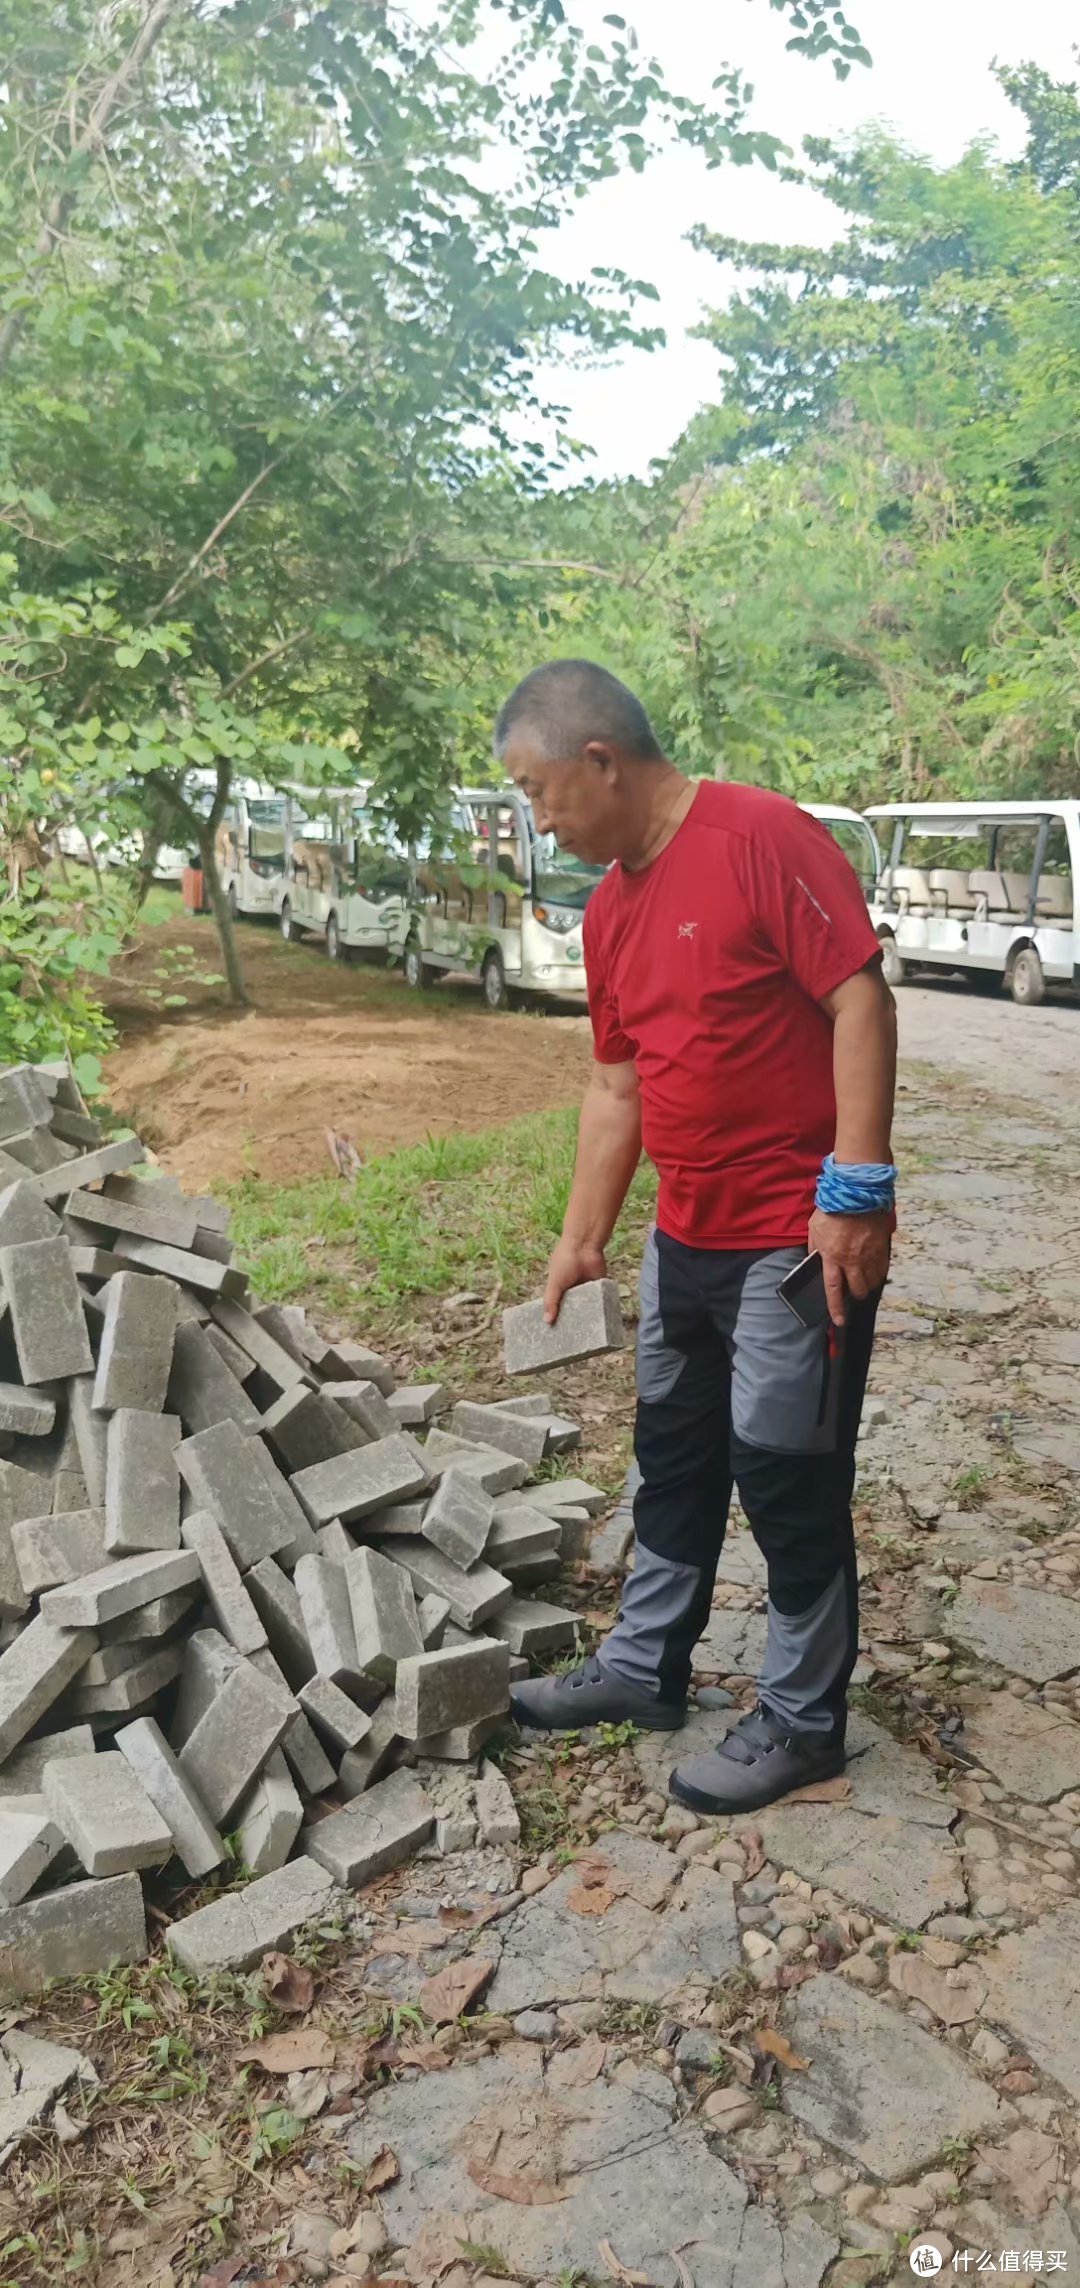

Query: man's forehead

[503,735,579,781]
[502,728,549,777]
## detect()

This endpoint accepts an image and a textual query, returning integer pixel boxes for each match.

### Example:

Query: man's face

[503,734,628,864]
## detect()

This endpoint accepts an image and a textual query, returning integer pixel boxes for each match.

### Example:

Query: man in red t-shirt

[495,659,896,1814]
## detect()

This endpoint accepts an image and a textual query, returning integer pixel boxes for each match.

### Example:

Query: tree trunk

[197,827,248,1007]
[133,828,162,914]
[121,829,163,946]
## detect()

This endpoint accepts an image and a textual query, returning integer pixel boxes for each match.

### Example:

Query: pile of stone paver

[0,1059,624,1991]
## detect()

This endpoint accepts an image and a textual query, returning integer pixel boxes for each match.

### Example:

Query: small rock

[778,1925,810,1956]
[702,2085,757,2132]
[738,2113,787,2159]
[660,1804,699,1840]
[743,1929,776,1962]
[559,1999,605,2033]
[337,2211,388,2265]
[520,1864,553,1896]
[676,1828,717,1862]
[512,2010,557,2042]
[927,1914,990,1941]
[997,2069,1037,2094]
[837,1953,883,1989]
[844,2185,876,2217]
[843,2218,893,2254]
[742,1871,778,1902]
[812,2167,848,2198]
[919,2171,961,2201]
[675,2028,720,2072]
[288,2211,338,2265]
[970,2028,1010,2070]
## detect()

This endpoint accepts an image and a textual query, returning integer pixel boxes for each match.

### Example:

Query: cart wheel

[1009,947,1045,1006]
[404,938,437,990]
[481,949,510,1011]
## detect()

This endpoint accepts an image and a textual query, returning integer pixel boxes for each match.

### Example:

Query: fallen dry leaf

[576,1857,613,1888]
[598,2237,655,2285]
[780,1774,853,1805]
[547,2032,606,2088]
[467,2160,569,2206]
[776,1962,818,1992]
[755,2028,810,2072]
[364,2145,400,2194]
[396,2038,452,2072]
[566,1886,616,1916]
[198,2263,245,2288]
[670,2253,695,2288]
[439,1900,516,1932]
[978,2126,1063,2221]
[262,1952,315,2013]
[890,1955,987,2028]
[369,1926,450,1958]
[354,2032,403,2080]
[286,2068,332,2120]
[741,1830,765,1880]
[419,1955,495,2024]
[236,2029,336,2074]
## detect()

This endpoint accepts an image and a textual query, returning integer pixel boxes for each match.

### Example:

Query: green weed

[228,1108,656,1330]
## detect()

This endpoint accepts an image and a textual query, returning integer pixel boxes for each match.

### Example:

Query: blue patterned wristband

[816,1154,897,1216]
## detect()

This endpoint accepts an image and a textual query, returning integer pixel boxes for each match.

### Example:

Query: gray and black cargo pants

[600,1227,880,1739]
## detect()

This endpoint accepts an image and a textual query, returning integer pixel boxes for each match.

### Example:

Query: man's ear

[583,740,617,779]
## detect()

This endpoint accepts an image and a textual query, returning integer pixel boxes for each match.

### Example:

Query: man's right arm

[544,1058,641,1322]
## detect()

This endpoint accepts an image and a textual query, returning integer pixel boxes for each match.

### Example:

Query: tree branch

[219,627,312,700]
[151,458,283,620]
[0,0,184,377]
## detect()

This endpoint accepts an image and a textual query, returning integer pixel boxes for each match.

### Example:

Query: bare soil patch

[102,914,593,1189]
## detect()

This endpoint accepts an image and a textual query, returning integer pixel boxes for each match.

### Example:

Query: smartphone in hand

[776,1251,833,1331]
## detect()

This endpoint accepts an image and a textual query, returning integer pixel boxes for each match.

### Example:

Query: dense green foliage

[10,7,1080,1057]
[1,0,862,1039]
[518,66,1080,804]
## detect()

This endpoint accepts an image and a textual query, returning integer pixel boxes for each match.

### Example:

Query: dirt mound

[103,918,594,1190]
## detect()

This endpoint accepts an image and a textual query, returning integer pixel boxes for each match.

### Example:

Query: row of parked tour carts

[68,784,1080,1012]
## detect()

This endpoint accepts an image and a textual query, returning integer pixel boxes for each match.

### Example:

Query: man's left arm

[809,962,897,1325]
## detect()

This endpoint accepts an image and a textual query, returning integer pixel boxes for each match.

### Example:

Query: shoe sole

[509,1692,687,1735]
[668,1751,846,1816]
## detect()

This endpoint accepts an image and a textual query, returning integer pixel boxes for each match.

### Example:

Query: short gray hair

[493,659,662,764]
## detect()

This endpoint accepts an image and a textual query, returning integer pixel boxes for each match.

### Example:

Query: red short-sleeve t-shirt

[583,781,881,1249]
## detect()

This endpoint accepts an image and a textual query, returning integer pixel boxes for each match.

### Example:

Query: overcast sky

[506,0,1079,478]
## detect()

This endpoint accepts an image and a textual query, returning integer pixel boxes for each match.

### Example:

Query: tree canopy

[1,0,874,1045]
[21,16,1080,1054]
[516,65,1080,805]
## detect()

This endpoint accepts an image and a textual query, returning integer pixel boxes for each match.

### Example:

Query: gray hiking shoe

[669,1702,845,1814]
[510,1653,686,1734]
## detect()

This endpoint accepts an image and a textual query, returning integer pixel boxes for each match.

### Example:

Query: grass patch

[229,1107,656,1334]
